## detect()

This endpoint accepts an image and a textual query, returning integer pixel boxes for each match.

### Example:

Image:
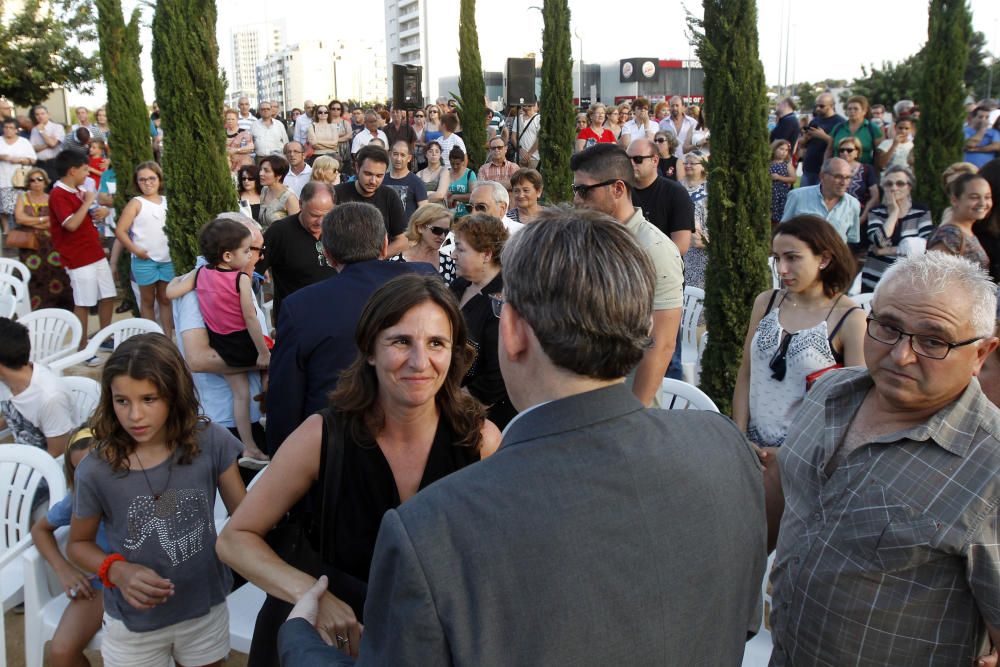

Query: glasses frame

[865,315,982,360]
[630,154,656,164]
[571,179,620,198]
[427,225,450,236]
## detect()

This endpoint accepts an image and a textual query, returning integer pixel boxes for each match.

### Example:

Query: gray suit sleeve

[278,618,354,667]
[356,509,450,665]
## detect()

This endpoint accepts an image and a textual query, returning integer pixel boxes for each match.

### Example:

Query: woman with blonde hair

[309,155,341,185]
[388,202,456,283]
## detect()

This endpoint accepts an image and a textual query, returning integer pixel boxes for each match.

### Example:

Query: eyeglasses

[241,176,255,181]
[826,174,852,182]
[315,240,330,267]
[137,176,159,183]
[471,203,492,212]
[654,138,668,143]
[490,145,505,150]
[489,294,504,318]
[630,155,656,164]
[838,147,857,154]
[29,176,45,182]
[866,315,982,360]
[428,225,450,236]
[884,180,910,188]
[317,110,329,114]
[571,179,620,198]
[415,114,424,118]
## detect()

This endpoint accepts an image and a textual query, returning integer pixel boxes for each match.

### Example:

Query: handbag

[4,228,39,250]
[11,166,32,189]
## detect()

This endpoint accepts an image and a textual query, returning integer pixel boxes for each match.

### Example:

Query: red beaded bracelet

[98,553,126,588]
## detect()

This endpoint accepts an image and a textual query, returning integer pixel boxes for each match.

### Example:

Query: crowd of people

[0,88,999,667]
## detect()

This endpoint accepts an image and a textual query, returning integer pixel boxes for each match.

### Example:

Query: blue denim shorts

[131,257,175,285]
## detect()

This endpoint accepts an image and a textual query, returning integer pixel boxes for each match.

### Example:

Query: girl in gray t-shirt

[68,333,245,666]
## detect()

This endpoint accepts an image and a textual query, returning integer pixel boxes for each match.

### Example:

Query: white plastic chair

[852,292,874,315]
[0,292,15,319]
[49,318,164,375]
[19,309,84,366]
[742,552,776,666]
[61,376,101,426]
[0,271,30,317]
[0,445,67,659]
[263,299,274,334]
[848,271,863,296]
[658,378,720,412]
[0,257,31,286]
[680,286,705,384]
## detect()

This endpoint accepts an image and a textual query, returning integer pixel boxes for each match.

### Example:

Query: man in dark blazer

[265,202,435,454]
[276,208,767,665]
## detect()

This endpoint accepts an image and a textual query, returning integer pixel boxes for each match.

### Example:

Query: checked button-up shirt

[770,367,1000,666]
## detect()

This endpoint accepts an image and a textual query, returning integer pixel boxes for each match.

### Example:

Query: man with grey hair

[237,96,256,132]
[174,212,269,464]
[781,157,860,244]
[265,202,436,453]
[765,252,1000,666]
[277,207,766,665]
[469,181,523,233]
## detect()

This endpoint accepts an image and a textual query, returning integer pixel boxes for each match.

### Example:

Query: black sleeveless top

[312,412,480,618]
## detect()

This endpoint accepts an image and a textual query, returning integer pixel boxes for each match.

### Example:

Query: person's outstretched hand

[288,575,330,643]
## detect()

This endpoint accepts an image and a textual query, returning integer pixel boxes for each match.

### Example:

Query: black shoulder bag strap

[315,408,346,562]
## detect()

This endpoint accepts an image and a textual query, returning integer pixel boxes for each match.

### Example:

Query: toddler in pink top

[167,218,269,464]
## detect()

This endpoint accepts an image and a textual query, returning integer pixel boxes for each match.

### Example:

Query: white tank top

[130,196,170,262]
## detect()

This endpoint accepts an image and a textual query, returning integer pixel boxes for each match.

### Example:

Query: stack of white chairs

[0,292,16,319]
[0,270,30,318]
[19,309,83,367]
[49,319,164,375]
[0,445,67,661]
[680,286,705,385]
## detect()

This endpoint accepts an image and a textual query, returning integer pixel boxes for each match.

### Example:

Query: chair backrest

[0,293,15,319]
[658,378,720,412]
[0,446,67,561]
[48,319,165,375]
[681,286,705,361]
[0,272,29,317]
[0,258,31,285]
[852,292,874,315]
[19,309,83,366]
[61,376,101,426]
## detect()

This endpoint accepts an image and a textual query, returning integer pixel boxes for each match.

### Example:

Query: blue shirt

[50,494,109,589]
[781,184,861,244]
[963,126,1000,168]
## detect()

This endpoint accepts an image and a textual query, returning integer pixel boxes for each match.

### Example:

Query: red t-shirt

[48,182,105,269]
[576,127,616,148]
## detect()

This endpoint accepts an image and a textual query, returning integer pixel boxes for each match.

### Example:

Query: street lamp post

[574,29,583,108]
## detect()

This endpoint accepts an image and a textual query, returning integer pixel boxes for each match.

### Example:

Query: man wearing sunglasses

[626,138,693,256]
[570,144,683,408]
[765,252,1000,667]
[800,92,844,187]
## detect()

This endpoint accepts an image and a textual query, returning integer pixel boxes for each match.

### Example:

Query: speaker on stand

[392,64,424,110]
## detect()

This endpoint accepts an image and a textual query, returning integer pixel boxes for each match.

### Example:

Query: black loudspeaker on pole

[505,58,536,105]
[392,64,423,110]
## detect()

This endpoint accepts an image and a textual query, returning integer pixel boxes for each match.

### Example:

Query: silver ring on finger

[68,587,78,599]
[336,634,348,648]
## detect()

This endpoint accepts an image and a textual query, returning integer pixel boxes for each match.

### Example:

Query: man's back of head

[321,202,386,265]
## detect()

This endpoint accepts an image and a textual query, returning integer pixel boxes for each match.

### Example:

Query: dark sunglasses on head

[428,225,450,236]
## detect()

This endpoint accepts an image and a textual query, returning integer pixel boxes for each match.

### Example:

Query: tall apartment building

[384,0,460,104]
[229,21,286,108]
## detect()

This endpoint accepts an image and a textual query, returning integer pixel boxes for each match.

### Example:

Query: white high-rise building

[229,21,286,108]
[384,0,460,104]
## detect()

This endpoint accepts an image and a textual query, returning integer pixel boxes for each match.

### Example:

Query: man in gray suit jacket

[277,208,768,666]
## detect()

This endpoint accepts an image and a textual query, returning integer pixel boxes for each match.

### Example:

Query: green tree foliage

[151,0,237,273]
[692,0,771,414]
[914,0,969,222]
[539,0,574,203]
[0,0,100,106]
[457,0,487,169]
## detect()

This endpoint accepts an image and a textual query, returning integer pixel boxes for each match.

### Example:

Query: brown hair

[772,216,856,297]
[452,214,508,266]
[133,161,164,194]
[329,274,485,449]
[92,333,206,472]
[510,167,543,191]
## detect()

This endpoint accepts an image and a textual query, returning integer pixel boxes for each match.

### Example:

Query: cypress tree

[151,0,236,273]
[457,0,487,169]
[95,0,153,215]
[539,0,574,203]
[914,0,970,222]
[693,0,771,414]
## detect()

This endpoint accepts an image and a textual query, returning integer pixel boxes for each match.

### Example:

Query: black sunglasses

[428,225,450,236]
[630,155,656,164]
[571,179,620,198]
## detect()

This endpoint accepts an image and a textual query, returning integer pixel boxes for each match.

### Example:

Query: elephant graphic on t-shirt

[124,488,210,566]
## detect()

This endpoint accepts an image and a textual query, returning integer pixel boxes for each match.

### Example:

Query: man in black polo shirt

[334,145,409,256]
[255,181,336,323]
[626,138,694,255]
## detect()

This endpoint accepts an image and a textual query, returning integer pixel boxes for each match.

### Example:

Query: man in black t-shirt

[334,145,408,256]
[627,138,695,255]
[255,182,336,323]
[800,92,844,187]
[384,140,428,224]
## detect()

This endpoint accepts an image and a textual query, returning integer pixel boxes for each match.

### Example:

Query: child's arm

[165,268,198,300]
[239,272,270,368]
[30,516,97,600]
[69,513,175,610]
[113,198,149,259]
[218,460,247,516]
[61,190,97,232]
